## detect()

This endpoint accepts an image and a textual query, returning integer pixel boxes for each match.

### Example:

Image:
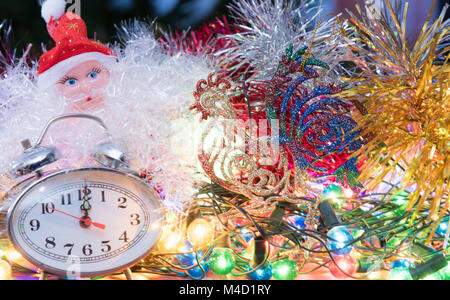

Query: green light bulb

[272,259,297,280]
[322,185,345,207]
[423,272,443,280]
[438,263,450,280]
[209,248,235,276]
[387,268,412,280]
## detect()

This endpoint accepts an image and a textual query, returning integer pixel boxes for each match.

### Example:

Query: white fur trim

[37,52,118,91]
[41,0,67,23]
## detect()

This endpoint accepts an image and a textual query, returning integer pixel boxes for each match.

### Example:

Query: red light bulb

[329,255,357,279]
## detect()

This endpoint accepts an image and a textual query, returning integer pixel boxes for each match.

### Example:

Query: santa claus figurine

[38,0,117,112]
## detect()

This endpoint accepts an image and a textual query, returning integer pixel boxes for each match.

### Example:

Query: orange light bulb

[187,219,214,247]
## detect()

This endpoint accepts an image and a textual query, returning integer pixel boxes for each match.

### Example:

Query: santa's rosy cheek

[58,84,82,99]
[93,70,110,88]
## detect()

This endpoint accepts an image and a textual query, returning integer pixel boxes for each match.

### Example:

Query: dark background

[0,0,449,53]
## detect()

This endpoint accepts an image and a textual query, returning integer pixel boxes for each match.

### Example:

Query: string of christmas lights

[0,0,448,280]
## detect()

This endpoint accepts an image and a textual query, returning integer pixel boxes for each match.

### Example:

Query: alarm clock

[2,114,165,279]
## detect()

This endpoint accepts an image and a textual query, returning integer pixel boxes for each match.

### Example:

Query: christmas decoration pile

[0,0,448,280]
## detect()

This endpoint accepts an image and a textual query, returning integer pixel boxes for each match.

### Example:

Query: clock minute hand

[49,207,106,230]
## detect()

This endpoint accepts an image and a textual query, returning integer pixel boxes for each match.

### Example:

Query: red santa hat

[38,0,117,90]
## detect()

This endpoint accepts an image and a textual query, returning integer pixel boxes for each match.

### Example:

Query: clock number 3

[130,214,140,225]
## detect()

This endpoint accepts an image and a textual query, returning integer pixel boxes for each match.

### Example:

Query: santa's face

[56,60,110,112]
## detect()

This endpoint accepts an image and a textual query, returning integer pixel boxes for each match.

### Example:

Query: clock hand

[80,184,92,215]
[49,207,106,230]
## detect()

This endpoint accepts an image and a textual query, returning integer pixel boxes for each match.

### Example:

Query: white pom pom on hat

[41,0,67,23]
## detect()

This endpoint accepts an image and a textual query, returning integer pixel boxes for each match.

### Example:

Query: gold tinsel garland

[340,0,449,241]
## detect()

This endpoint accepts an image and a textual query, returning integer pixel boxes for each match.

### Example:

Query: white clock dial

[7,168,164,278]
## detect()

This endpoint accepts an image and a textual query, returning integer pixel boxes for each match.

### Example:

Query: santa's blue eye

[65,78,77,86]
[88,71,98,79]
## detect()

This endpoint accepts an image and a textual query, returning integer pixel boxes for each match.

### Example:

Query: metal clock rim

[7,167,166,278]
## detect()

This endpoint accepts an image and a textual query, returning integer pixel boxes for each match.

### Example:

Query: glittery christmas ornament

[190,72,316,226]
[341,0,449,239]
[262,44,362,191]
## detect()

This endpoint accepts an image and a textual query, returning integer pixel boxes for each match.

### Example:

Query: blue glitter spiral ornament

[264,44,362,189]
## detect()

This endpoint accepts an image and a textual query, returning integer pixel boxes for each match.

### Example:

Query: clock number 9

[29,219,40,231]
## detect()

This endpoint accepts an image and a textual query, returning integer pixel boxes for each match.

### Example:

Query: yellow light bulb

[187,219,214,247]
[5,249,22,262]
[158,230,184,253]
[0,260,11,280]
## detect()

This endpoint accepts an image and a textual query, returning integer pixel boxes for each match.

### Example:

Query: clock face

[7,168,164,278]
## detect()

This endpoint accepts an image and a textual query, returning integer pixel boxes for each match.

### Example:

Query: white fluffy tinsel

[0,20,212,212]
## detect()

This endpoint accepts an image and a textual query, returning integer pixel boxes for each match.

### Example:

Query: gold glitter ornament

[340,0,449,239]
[191,73,318,229]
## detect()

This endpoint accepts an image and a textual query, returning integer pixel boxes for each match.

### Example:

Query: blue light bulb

[247,263,273,280]
[391,259,414,270]
[436,218,449,236]
[176,241,210,279]
[289,215,306,230]
[176,241,196,266]
[239,228,254,243]
[186,263,210,279]
[327,226,354,255]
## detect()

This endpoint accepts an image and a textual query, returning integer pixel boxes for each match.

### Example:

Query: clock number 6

[82,244,93,256]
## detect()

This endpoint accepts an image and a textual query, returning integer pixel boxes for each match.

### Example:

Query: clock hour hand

[79,185,95,229]
[80,200,92,212]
